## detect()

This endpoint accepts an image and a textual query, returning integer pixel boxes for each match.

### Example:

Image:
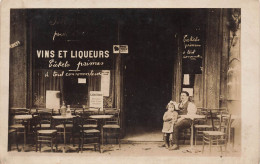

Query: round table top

[89,115,114,119]
[182,114,205,120]
[52,115,75,119]
[14,115,32,120]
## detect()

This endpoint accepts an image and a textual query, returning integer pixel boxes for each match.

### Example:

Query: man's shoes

[159,144,166,148]
[169,144,179,150]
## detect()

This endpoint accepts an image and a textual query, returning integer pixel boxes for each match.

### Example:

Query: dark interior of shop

[24,9,206,137]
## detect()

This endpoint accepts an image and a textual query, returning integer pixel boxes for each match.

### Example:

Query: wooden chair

[8,129,19,151]
[194,108,213,146]
[9,108,31,150]
[79,112,100,153]
[202,113,232,155]
[36,108,57,152]
[103,109,121,148]
[55,109,75,145]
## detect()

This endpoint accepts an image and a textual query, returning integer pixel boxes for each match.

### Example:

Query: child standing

[162,101,178,149]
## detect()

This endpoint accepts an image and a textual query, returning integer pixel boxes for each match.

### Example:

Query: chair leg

[81,135,84,153]
[104,130,107,144]
[72,133,75,147]
[39,142,41,152]
[15,131,19,151]
[98,134,101,153]
[78,136,80,153]
[220,146,222,156]
[195,129,197,146]
[8,133,11,151]
[118,136,121,149]
[55,135,58,152]
[202,139,205,153]
[51,139,53,152]
[36,136,38,152]
[209,137,212,153]
[118,130,121,149]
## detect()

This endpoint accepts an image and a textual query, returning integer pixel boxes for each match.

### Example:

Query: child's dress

[162,111,178,133]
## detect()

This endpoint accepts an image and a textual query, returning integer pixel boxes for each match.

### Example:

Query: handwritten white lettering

[53,31,67,41]
[49,59,70,68]
[183,35,200,43]
[76,61,104,70]
[53,71,64,77]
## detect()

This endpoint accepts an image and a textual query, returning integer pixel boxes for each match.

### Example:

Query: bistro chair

[103,109,121,148]
[217,111,235,148]
[9,108,31,150]
[202,113,232,155]
[194,108,213,146]
[207,108,229,130]
[10,108,31,115]
[36,108,54,129]
[8,129,19,151]
[36,108,57,152]
[55,109,75,145]
[79,110,101,152]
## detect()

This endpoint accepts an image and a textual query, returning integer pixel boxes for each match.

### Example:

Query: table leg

[100,121,104,153]
[183,120,201,153]
[63,123,66,153]
[22,121,27,152]
[23,126,26,152]
[190,121,194,148]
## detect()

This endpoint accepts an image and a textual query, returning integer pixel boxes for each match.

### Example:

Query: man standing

[170,91,197,150]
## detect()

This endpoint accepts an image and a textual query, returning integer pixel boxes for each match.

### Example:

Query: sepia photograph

[0,0,259,164]
[8,8,241,156]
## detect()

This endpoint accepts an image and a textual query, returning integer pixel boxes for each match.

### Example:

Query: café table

[13,114,33,151]
[182,114,205,153]
[89,115,114,153]
[52,115,75,153]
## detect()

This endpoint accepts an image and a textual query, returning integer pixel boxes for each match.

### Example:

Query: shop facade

[9,8,241,149]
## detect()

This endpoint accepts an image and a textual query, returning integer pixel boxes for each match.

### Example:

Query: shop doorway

[121,13,177,137]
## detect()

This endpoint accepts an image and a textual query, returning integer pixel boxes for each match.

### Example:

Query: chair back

[208,109,219,131]
[207,108,229,131]
[38,108,53,128]
[80,110,95,125]
[89,107,101,114]
[10,108,31,115]
[196,107,208,124]
[219,113,232,132]
[105,109,120,125]
[219,114,232,142]
[74,108,84,116]
[83,119,98,126]
[10,108,31,125]
[104,108,117,115]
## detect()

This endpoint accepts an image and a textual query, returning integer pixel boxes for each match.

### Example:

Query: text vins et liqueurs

[36,50,110,71]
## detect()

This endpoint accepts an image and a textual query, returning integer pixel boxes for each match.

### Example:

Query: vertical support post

[172,33,182,102]
[204,9,223,109]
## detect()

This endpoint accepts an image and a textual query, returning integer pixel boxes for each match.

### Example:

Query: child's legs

[164,133,171,146]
